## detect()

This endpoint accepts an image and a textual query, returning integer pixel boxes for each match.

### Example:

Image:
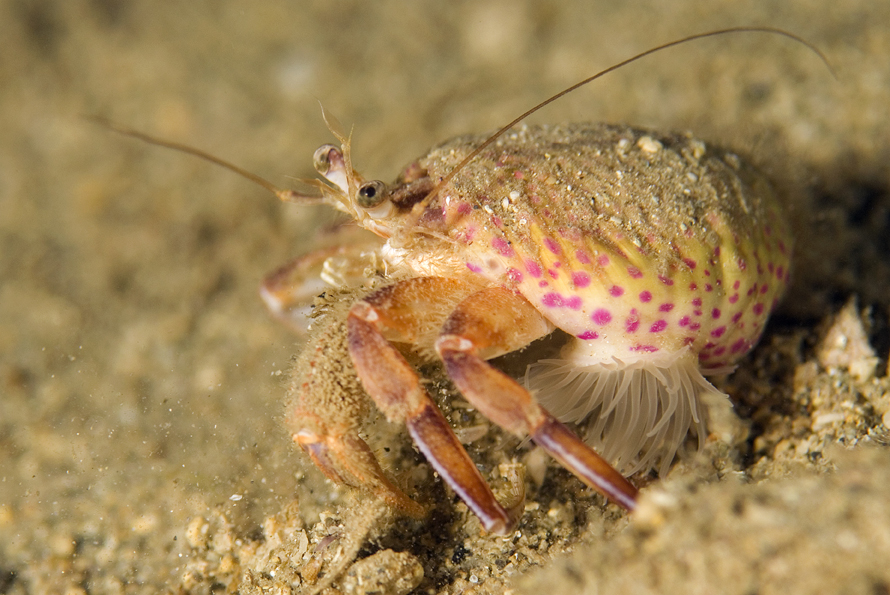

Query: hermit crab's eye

[357,180,387,209]
[312,144,340,175]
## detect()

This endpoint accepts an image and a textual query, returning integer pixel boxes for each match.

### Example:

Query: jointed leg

[285,294,423,517]
[347,277,523,534]
[436,287,638,511]
[261,235,383,332]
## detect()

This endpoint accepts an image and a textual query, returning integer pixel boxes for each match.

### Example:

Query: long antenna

[410,26,835,222]
[88,116,323,205]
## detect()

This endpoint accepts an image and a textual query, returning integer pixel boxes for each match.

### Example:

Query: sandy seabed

[2,2,889,594]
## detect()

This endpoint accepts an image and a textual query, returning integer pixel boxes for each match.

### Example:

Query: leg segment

[435,287,638,511]
[261,233,383,332]
[347,277,522,534]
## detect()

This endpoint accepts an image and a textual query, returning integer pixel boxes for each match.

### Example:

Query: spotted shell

[411,122,790,371]
[387,122,791,473]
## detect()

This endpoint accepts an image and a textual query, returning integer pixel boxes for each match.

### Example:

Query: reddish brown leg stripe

[531,417,638,511]
[347,305,427,417]
[407,402,514,535]
[347,297,516,535]
[440,341,638,512]
[440,347,543,435]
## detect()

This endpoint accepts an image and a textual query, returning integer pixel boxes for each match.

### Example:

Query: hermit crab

[104,28,830,535]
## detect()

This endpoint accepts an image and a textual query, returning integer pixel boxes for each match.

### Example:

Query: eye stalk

[358,180,387,209]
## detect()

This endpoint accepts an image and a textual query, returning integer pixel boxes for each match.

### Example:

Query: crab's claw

[292,424,424,517]
[284,294,425,518]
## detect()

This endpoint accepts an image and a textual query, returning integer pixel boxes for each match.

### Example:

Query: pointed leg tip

[483,517,514,536]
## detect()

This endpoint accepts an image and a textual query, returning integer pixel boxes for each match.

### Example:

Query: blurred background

[0,0,887,592]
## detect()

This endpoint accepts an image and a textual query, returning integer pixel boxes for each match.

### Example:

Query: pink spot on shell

[609,285,625,297]
[714,346,726,356]
[705,284,713,292]
[544,238,561,255]
[776,265,785,280]
[639,291,652,303]
[738,258,747,271]
[650,320,667,333]
[729,294,739,304]
[538,280,548,288]
[577,330,599,340]
[760,284,769,294]
[689,322,701,331]
[694,310,703,317]
[548,269,558,279]
[491,215,502,227]
[627,266,643,279]
[711,326,727,338]
[712,308,721,319]
[733,280,741,290]
[625,310,640,333]
[506,268,523,283]
[542,293,564,307]
[658,275,674,286]
[572,272,591,288]
[689,282,698,291]
[753,303,765,315]
[704,269,711,277]
[731,338,748,353]
[659,303,675,312]
[732,312,743,323]
[514,171,525,179]
[525,260,542,278]
[566,296,583,310]
[575,250,591,264]
[631,345,659,353]
[683,258,697,269]
[678,316,690,327]
[491,237,514,257]
[597,254,610,267]
[683,336,696,345]
[692,298,703,307]
[466,263,481,273]
[591,309,612,325]
[457,202,472,215]
[714,246,721,257]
